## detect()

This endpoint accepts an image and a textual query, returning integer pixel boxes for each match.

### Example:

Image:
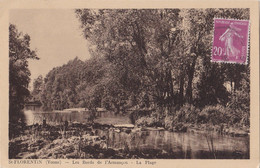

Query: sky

[10,9,91,89]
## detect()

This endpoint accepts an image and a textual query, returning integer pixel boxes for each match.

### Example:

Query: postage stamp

[211,18,250,64]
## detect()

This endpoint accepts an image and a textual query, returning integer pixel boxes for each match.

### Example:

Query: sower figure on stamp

[219,22,243,60]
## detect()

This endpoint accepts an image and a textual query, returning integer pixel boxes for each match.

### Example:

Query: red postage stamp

[211,18,250,64]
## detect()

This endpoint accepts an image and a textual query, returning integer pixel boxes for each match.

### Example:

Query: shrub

[129,109,154,124]
[164,115,174,130]
[135,116,160,127]
[227,88,250,127]
[173,104,199,124]
[226,108,249,126]
[198,105,229,125]
[164,104,198,130]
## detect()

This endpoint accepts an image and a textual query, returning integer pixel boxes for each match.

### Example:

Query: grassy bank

[9,122,249,159]
[131,104,249,137]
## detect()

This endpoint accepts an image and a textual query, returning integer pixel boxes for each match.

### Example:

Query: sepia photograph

[8,8,251,160]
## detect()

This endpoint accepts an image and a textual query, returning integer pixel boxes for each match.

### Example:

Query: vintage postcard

[0,0,259,168]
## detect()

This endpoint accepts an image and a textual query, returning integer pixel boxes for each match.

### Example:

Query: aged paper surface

[0,0,259,168]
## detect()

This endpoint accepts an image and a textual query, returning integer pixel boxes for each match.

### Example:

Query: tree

[177,8,249,106]
[31,75,43,101]
[75,9,250,112]
[227,68,250,126]
[9,24,39,121]
[75,9,182,110]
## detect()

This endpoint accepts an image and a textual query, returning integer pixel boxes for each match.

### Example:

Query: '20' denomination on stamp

[212,18,250,64]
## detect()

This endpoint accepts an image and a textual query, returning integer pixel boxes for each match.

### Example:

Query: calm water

[22,108,249,159]
[98,129,249,158]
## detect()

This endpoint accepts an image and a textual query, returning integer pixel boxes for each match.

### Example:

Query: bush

[129,109,153,124]
[227,88,250,126]
[135,116,161,127]
[173,104,199,124]
[226,108,249,126]
[164,115,174,130]
[198,105,228,125]
[164,104,198,131]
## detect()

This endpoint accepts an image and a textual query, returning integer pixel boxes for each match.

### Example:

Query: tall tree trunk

[186,56,197,103]
[166,69,174,105]
[133,21,147,68]
[179,72,185,106]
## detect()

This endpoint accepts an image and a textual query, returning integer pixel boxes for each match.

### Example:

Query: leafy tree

[75,9,250,113]
[75,9,183,109]
[38,9,250,128]
[31,75,43,102]
[227,69,250,126]
[9,24,39,121]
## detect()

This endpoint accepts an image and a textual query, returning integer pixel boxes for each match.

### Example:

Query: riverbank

[9,122,249,159]
[134,116,249,137]
[8,123,184,159]
[131,105,250,138]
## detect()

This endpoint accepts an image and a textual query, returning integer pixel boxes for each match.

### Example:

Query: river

[21,108,249,159]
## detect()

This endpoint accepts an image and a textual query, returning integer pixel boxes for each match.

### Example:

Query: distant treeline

[29,8,249,126]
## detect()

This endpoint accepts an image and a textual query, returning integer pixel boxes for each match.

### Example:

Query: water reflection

[23,109,131,125]
[22,109,249,159]
[98,129,249,159]
[23,110,93,125]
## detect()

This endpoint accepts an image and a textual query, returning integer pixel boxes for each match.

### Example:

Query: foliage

[34,9,250,128]
[198,105,228,125]
[9,24,39,121]
[164,104,198,129]
[31,75,43,102]
[135,116,160,127]
[164,115,174,130]
[74,8,249,108]
[174,104,199,124]
[227,70,250,126]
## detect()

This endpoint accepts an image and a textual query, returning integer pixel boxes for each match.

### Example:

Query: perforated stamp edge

[210,18,250,65]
